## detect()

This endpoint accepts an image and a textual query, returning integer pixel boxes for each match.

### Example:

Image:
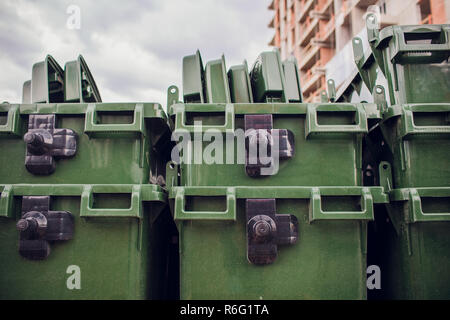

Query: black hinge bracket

[244,114,294,177]
[24,114,77,175]
[18,196,74,260]
[246,199,298,265]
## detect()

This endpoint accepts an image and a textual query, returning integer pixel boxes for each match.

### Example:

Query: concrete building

[268,0,450,102]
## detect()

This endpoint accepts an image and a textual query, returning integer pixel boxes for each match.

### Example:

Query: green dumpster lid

[227,60,253,103]
[182,50,205,103]
[250,49,287,103]
[366,14,450,64]
[374,24,450,49]
[31,55,64,104]
[22,80,31,104]
[282,58,303,103]
[64,55,102,103]
[204,55,231,103]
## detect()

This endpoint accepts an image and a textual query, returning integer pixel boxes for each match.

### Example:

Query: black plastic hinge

[17,196,74,260]
[246,199,298,265]
[244,114,294,177]
[24,114,77,175]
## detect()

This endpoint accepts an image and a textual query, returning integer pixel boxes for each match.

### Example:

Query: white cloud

[0,0,274,105]
[0,53,29,102]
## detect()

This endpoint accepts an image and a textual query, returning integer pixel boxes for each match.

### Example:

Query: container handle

[305,104,368,137]
[174,187,236,220]
[400,105,450,137]
[0,105,21,136]
[84,103,145,135]
[80,185,143,218]
[0,185,14,218]
[408,188,450,222]
[174,104,235,133]
[390,25,450,64]
[309,187,374,221]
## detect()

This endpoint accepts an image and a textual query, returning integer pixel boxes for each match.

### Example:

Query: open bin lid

[64,55,102,103]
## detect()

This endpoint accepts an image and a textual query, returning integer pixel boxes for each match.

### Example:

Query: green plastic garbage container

[0,102,171,185]
[0,183,174,299]
[165,179,389,299]
[168,101,381,188]
[378,162,450,299]
[367,15,450,105]
[378,103,450,188]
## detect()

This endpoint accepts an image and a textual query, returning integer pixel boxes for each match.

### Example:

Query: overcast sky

[0,0,273,107]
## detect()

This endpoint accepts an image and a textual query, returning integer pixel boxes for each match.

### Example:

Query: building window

[417,0,432,24]
[291,29,295,48]
[379,0,386,15]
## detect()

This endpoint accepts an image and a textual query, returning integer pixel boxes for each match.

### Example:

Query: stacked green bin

[166,49,389,299]
[379,104,450,188]
[377,162,450,299]
[0,184,170,299]
[367,18,450,105]
[374,104,450,299]
[0,55,176,299]
[0,102,170,185]
[2,19,448,300]
[364,14,450,299]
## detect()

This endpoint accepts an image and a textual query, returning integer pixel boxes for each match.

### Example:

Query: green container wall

[0,103,171,185]
[379,104,450,188]
[369,23,450,105]
[336,37,392,105]
[0,184,175,300]
[169,103,382,187]
[167,186,389,299]
[379,187,450,299]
